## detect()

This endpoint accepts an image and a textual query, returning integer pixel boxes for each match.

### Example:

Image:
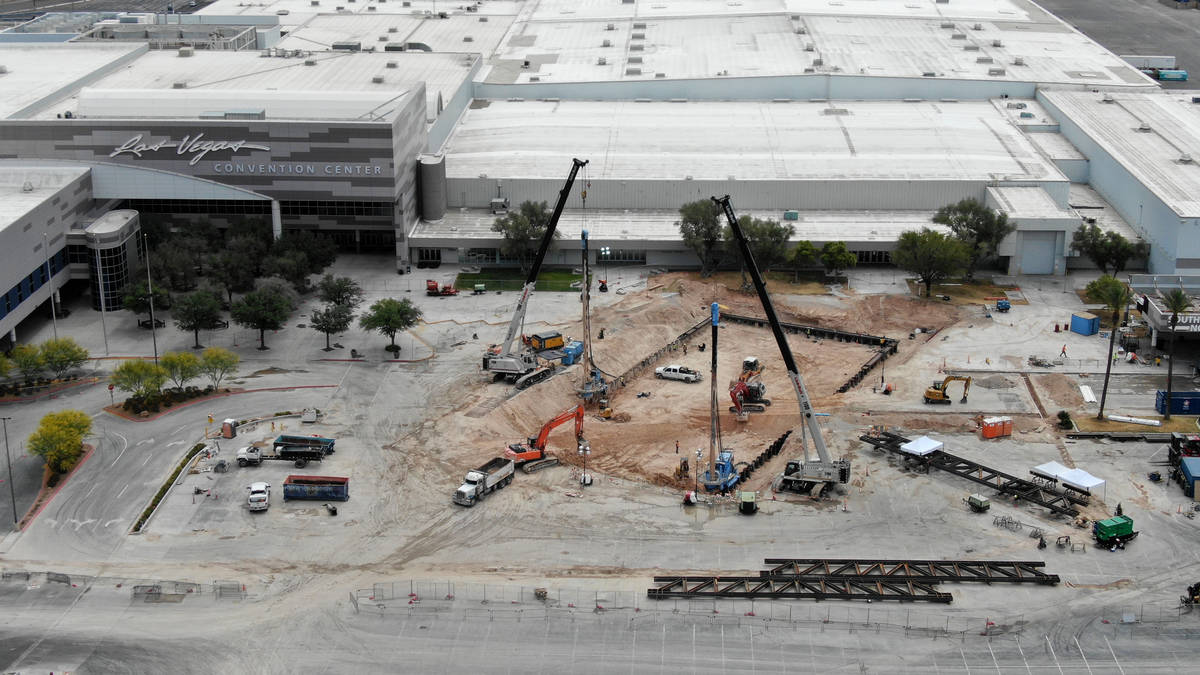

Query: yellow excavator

[923,375,972,405]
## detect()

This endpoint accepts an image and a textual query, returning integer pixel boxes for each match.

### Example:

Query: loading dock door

[1019,231,1056,275]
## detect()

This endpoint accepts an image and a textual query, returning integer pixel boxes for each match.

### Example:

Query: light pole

[578,440,591,487]
[43,232,57,340]
[91,236,110,356]
[1,417,14,525]
[599,246,611,289]
[143,233,159,365]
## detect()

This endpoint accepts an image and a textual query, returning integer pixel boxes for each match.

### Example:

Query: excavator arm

[714,195,849,485]
[506,405,585,463]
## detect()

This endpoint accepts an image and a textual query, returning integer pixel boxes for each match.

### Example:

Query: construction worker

[1060,344,1068,358]
[675,440,680,454]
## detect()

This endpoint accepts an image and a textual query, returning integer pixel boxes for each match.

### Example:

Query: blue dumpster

[1070,312,1099,336]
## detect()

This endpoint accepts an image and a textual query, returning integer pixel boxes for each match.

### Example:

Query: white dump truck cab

[247,481,271,511]
[453,471,485,506]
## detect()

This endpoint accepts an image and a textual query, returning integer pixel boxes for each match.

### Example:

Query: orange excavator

[504,404,584,474]
[729,356,771,417]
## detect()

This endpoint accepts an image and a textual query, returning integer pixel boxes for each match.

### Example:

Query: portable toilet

[981,416,1013,439]
[221,418,238,439]
[1070,312,1099,336]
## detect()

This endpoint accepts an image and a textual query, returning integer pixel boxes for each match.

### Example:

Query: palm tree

[1094,281,1132,420]
[1162,288,1193,421]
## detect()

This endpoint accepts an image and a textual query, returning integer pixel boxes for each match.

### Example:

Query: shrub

[1057,410,1073,430]
[133,442,207,532]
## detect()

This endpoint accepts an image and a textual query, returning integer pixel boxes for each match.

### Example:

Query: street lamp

[143,233,159,365]
[2,417,14,525]
[599,246,611,292]
[43,232,57,340]
[573,441,588,482]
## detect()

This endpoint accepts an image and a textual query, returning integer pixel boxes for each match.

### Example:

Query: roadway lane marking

[166,440,186,448]
[83,483,98,500]
[116,484,128,499]
[135,439,154,447]
[103,519,121,528]
[142,454,153,466]
[108,432,129,468]
[173,424,188,434]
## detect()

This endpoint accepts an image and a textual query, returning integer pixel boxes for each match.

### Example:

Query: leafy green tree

[893,229,969,298]
[39,337,89,380]
[264,249,312,292]
[207,247,257,304]
[172,289,224,349]
[933,199,1015,280]
[161,351,201,390]
[789,240,817,267]
[111,359,168,397]
[231,285,294,350]
[200,347,239,389]
[317,274,364,308]
[1085,275,1131,420]
[0,354,10,378]
[27,410,92,474]
[173,234,210,275]
[153,245,197,291]
[724,216,794,286]
[1072,224,1149,274]
[677,199,724,277]
[227,217,274,250]
[311,304,354,351]
[491,200,558,274]
[1161,288,1193,421]
[121,279,171,318]
[820,241,857,278]
[274,231,337,270]
[359,298,422,351]
[11,343,43,382]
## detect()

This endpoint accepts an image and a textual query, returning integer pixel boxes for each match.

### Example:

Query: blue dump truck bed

[282,475,349,501]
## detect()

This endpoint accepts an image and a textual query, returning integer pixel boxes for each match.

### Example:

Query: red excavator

[729,356,771,417]
[426,280,459,296]
[504,404,584,473]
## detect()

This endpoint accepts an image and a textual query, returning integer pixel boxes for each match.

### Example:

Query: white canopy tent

[1032,461,1106,500]
[899,436,943,457]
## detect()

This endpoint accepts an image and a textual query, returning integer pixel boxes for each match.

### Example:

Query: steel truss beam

[859,431,1081,517]
[648,576,952,603]
[761,559,1060,585]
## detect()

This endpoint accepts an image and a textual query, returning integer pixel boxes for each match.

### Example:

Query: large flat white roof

[987,186,1073,220]
[0,43,145,120]
[1041,90,1200,219]
[24,49,473,121]
[0,166,90,229]
[276,13,514,55]
[411,207,946,242]
[443,99,1063,181]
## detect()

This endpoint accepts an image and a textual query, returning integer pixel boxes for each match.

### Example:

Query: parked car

[655,364,702,382]
[246,481,271,511]
[138,318,166,329]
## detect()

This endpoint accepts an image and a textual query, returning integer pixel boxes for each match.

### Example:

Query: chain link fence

[1,569,242,604]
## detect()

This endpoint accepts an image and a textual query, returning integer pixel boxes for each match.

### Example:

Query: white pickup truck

[246,482,271,511]
[453,457,514,506]
[655,364,702,382]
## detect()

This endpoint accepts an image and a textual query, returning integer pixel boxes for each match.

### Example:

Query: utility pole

[2,417,15,525]
[144,233,159,365]
[43,232,57,340]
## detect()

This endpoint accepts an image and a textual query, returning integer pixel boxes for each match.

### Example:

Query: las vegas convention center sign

[109,134,385,176]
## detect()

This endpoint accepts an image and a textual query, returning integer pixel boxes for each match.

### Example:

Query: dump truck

[1093,515,1138,548]
[453,457,515,506]
[282,475,349,501]
[237,445,325,468]
[274,434,335,455]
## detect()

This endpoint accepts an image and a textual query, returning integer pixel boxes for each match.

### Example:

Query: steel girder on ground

[761,559,1060,585]
[648,576,953,603]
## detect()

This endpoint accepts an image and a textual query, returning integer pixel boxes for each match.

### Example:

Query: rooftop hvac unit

[993,39,1003,47]
[940,21,954,28]
[388,26,397,32]
[368,5,376,10]
[0,65,7,74]
[173,81,187,88]
[626,67,641,75]
[935,0,949,3]
[379,35,388,41]
[1102,93,1115,103]
[1191,96,1200,103]
[529,76,540,82]
[630,43,644,51]
[633,22,646,29]
[311,0,318,4]
[1136,121,1151,132]
[1013,56,1025,66]
[795,27,806,34]
[824,107,849,115]
[597,57,607,65]
[602,39,611,47]
[335,6,344,10]
[1181,154,1194,164]
[987,67,1006,76]
[385,43,406,51]
[605,23,615,30]
[1019,111,1034,119]
[812,58,823,66]
[963,44,979,51]
[402,0,409,4]
[332,41,361,51]
[372,75,385,83]
[386,60,398,68]
[479,16,487,22]
[805,43,814,51]
[977,56,992,63]
[304,59,317,65]
[903,98,922,103]
[951,32,966,39]
[922,71,937,77]
[463,36,473,42]
[178,46,194,56]
[628,55,642,64]
[972,23,982,30]
[1006,101,1026,108]
[632,32,645,40]
[655,72,666,78]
